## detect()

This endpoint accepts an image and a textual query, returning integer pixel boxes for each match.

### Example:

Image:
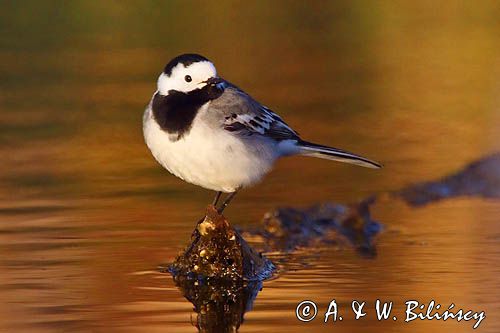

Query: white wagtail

[143,54,381,213]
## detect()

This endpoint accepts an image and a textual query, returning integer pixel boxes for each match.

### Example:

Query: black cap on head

[163,53,210,76]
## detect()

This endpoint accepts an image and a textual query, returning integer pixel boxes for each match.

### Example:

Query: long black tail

[297,140,381,169]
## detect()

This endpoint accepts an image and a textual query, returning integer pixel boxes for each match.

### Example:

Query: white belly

[143,106,278,192]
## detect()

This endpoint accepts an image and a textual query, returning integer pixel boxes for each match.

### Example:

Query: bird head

[157,54,225,96]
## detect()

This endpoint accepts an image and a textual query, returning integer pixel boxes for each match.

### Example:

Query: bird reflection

[172,274,262,333]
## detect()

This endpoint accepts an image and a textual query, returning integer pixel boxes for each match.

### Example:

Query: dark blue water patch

[242,197,382,258]
[397,153,500,206]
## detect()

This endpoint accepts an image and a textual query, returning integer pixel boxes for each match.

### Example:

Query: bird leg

[217,190,239,214]
[211,191,222,207]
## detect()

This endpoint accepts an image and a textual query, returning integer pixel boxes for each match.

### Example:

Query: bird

[143,53,381,213]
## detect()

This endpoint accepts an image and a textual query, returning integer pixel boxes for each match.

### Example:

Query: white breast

[143,104,279,193]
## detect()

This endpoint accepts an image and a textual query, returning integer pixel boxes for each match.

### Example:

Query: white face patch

[157,61,217,95]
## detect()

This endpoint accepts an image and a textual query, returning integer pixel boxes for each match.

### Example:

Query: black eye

[184,75,192,82]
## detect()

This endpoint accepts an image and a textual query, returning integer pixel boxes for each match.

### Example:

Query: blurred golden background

[0,1,499,332]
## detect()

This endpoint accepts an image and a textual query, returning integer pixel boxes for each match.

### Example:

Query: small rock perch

[170,206,275,281]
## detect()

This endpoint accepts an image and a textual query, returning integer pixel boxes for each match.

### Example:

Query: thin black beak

[202,77,224,85]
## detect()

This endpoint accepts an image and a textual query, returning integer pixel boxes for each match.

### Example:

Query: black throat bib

[152,84,223,140]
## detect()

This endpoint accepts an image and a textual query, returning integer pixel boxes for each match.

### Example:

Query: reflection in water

[172,274,261,333]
